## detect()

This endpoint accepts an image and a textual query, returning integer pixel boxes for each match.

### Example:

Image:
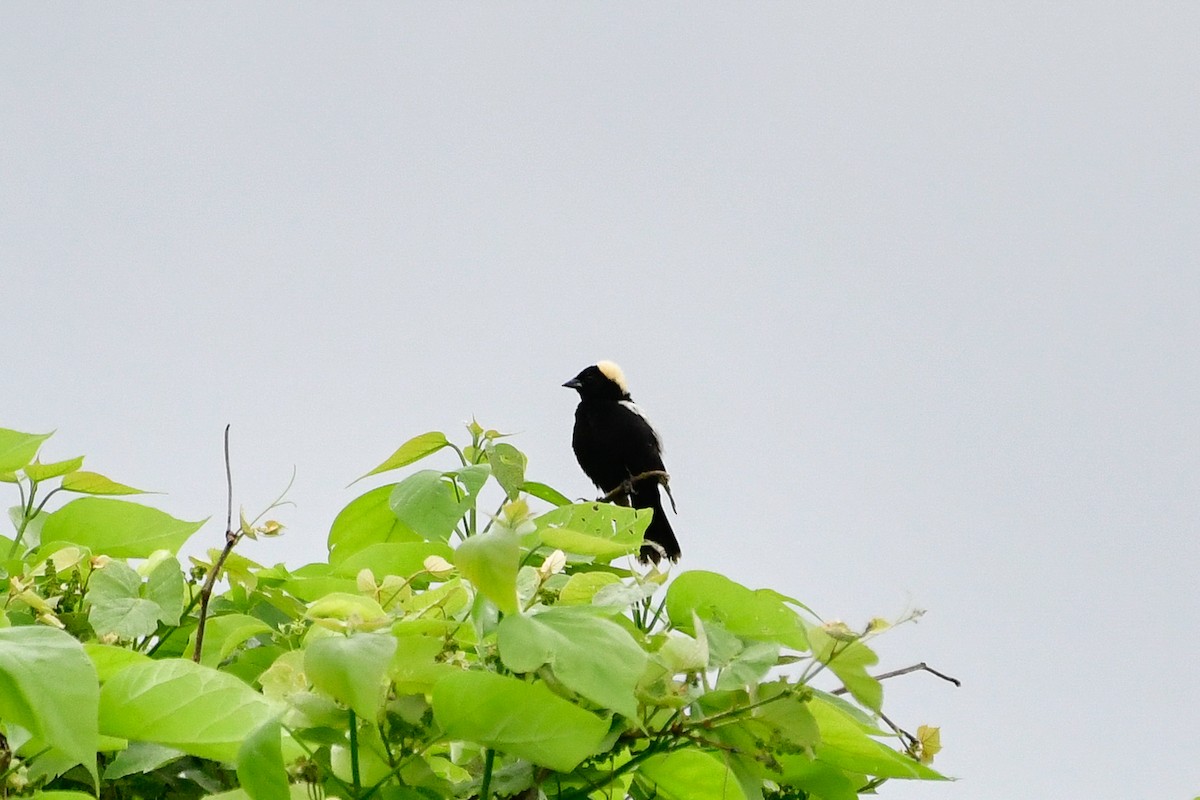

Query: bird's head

[563,360,630,401]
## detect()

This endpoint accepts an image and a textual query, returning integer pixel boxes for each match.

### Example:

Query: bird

[563,360,681,564]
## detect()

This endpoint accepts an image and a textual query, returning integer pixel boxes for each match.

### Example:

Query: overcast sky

[3,5,1198,798]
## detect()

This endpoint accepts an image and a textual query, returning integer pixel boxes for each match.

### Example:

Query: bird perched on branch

[563,361,681,564]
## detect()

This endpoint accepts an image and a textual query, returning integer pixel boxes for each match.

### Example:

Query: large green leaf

[533,502,646,559]
[390,466,489,542]
[305,632,397,719]
[84,642,152,683]
[41,498,206,557]
[356,431,451,482]
[0,428,52,472]
[498,606,647,718]
[807,696,944,779]
[99,659,281,763]
[453,529,519,614]
[327,484,420,564]
[666,571,808,651]
[639,749,747,800]
[0,627,99,780]
[431,670,608,772]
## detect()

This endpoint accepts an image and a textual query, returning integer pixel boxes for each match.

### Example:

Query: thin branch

[599,470,672,503]
[193,425,239,664]
[830,662,961,695]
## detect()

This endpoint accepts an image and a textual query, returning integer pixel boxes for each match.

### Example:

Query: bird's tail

[633,484,681,564]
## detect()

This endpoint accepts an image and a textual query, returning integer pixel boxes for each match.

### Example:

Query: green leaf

[327,484,421,564]
[558,571,622,605]
[356,432,450,482]
[390,466,489,542]
[807,695,945,779]
[534,502,647,560]
[103,742,184,779]
[60,471,150,495]
[25,793,98,800]
[84,642,152,683]
[519,481,571,506]
[0,626,100,781]
[41,498,206,557]
[144,557,185,626]
[454,529,519,614]
[639,749,748,800]
[305,632,397,720]
[23,456,84,482]
[498,606,647,718]
[331,541,454,580]
[237,719,289,800]
[0,428,52,472]
[99,659,281,763]
[389,633,456,693]
[807,625,883,711]
[666,571,808,651]
[431,670,608,772]
[87,561,164,639]
[773,757,858,800]
[487,443,527,499]
[186,614,273,667]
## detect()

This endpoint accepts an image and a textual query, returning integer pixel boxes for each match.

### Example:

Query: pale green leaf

[186,614,273,667]
[498,606,647,718]
[327,484,420,564]
[0,626,100,781]
[99,659,281,763]
[356,432,450,482]
[42,498,206,557]
[0,428,52,472]
[639,749,748,800]
[666,571,808,651]
[454,529,519,614]
[487,442,527,499]
[237,719,289,800]
[432,670,608,772]
[519,481,571,507]
[104,742,184,779]
[808,695,945,779]
[23,456,84,482]
[87,560,164,639]
[389,466,489,542]
[60,471,150,495]
[305,632,397,719]
[558,571,622,605]
[807,625,882,711]
[534,502,647,560]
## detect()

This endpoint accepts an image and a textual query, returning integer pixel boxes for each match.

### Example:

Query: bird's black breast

[572,399,665,492]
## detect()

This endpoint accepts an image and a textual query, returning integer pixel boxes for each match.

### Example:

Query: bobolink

[563,361,681,564]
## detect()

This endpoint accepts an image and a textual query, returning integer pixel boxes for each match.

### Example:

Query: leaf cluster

[0,424,948,800]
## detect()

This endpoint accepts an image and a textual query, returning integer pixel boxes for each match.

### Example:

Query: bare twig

[830,661,961,695]
[192,425,239,663]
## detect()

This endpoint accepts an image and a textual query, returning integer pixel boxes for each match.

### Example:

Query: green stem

[479,747,496,800]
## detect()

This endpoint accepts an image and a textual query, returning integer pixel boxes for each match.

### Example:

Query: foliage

[0,423,948,799]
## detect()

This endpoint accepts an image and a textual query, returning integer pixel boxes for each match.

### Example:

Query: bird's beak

[562,378,582,390]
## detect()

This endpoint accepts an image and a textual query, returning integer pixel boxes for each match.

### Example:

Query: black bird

[563,361,681,564]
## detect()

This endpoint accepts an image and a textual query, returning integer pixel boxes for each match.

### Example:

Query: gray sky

[4,5,1198,798]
